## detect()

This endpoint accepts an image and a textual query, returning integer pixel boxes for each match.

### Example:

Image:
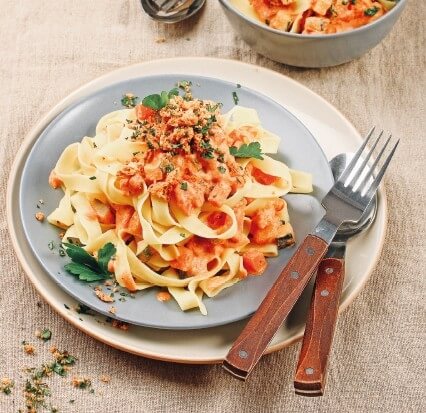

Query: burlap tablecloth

[1,1,425,412]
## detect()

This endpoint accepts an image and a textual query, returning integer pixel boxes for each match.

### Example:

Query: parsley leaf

[63,243,116,283]
[364,6,379,16]
[229,142,264,160]
[51,362,66,376]
[97,243,116,274]
[142,94,163,110]
[62,243,99,271]
[168,88,179,98]
[63,263,106,282]
[142,88,180,110]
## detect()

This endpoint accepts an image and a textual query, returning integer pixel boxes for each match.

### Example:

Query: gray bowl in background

[219,0,407,68]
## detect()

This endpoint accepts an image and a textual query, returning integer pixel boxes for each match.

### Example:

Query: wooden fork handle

[294,258,345,396]
[223,235,328,380]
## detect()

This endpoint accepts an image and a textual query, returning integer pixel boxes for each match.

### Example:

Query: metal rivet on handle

[321,289,329,297]
[306,247,315,256]
[305,367,314,375]
[325,267,334,274]
[290,271,299,280]
[239,350,248,359]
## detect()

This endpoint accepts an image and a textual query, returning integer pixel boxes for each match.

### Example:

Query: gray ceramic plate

[20,74,333,330]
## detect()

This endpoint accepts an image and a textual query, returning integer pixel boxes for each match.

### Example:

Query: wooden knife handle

[294,257,345,396]
[223,235,328,380]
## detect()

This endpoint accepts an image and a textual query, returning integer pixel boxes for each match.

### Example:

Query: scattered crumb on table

[100,374,111,384]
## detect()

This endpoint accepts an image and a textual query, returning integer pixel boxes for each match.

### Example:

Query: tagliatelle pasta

[47,86,312,314]
[231,0,398,34]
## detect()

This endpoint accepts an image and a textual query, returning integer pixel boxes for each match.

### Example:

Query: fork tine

[356,134,392,192]
[363,139,400,201]
[346,130,384,189]
[338,126,376,184]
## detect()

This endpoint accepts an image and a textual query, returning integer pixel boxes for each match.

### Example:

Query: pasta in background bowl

[219,0,407,67]
[19,74,333,329]
[234,0,399,34]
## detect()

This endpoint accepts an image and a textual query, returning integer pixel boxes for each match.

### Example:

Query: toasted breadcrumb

[109,306,116,314]
[58,232,65,239]
[95,289,115,303]
[71,376,91,389]
[24,343,36,355]
[111,320,129,331]
[155,37,166,43]
[156,291,172,302]
[35,212,45,222]
[0,377,14,395]
[100,374,111,383]
[104,280,113,287]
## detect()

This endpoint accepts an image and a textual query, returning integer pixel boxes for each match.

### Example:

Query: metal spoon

[141,0,206,23]
[328,153,377,245]
[294,153,378,396]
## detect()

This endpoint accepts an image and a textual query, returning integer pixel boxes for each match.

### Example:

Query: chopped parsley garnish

[1,378,14,395]
[24,379,50,409]
[75,304,95,315]
[48,241,55,250]
[40,329,52,341]
[121,94,139,108]
[72,377,92,389]
[180,182,188,191]
[163,164,174,174]
[232,91,239,105]
[217,152,225,163]
[330,5,338,16]
[217,166,226,174]
[58,248,66,257]
[201,115,216,136]
[206,103,223,113]
[89,176,96,180]
[230,142,264,160]
[63,242,116,283]
[142,88,179,110]
[146,140,155,150]
[131,129,141,139]
[237,83,241,88]
[364,6,379,16]
[177,80,192,89]
[200,139,214,159]
[179,233,186,238]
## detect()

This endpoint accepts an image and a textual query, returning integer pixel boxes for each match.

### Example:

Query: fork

[222,128,399,380]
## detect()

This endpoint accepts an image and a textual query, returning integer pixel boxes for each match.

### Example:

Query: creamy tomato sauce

[231,0,398,34]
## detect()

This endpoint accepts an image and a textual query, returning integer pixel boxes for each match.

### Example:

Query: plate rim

[6,57,388,363]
